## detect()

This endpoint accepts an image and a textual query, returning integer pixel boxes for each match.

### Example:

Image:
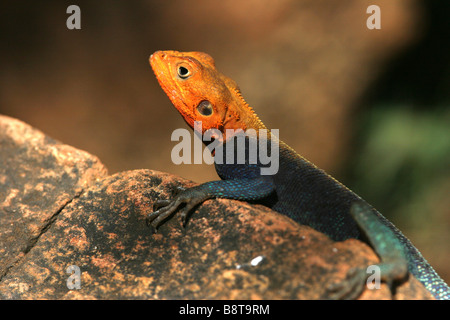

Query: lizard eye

[177,65,191,79]
[197,100,213,116]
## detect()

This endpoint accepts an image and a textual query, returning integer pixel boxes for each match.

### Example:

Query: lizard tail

[351,201,450,300]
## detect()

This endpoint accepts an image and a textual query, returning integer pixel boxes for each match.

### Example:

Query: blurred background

[1,1,449,283]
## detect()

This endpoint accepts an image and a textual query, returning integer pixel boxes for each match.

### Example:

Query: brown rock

[0,115,433,299]
[0,115,107,280]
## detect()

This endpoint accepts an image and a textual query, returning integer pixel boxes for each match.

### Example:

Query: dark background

[1,1,449,283]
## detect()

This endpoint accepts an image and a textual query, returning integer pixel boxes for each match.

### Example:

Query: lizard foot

[324,267,367,300]
[146,186,210,232]
[152,186,186,211]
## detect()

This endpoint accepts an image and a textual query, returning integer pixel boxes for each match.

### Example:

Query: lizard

[146,50,450,300]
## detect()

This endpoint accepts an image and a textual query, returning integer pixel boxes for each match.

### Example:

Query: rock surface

[0,115,433,299]
[0,115,108,281]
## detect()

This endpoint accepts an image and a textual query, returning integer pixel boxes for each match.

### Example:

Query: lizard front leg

[146,176,276,231]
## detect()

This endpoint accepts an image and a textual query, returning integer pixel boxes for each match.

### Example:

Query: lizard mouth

[150,52,195,124]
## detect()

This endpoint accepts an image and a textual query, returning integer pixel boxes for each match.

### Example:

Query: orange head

[150,50,265,140]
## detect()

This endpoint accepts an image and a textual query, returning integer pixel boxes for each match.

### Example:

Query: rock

[0,115,108,280]
[0,115,433,299]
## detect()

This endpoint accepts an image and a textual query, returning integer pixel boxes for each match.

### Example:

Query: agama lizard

[147,50,450,300]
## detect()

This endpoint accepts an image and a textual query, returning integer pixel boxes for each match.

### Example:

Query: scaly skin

[147,50,450,300]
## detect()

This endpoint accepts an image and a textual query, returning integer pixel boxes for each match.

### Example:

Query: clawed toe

[324,267,366,300]
[145,186,209,232]
[146,197,184,230]
[153,199,171,211]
